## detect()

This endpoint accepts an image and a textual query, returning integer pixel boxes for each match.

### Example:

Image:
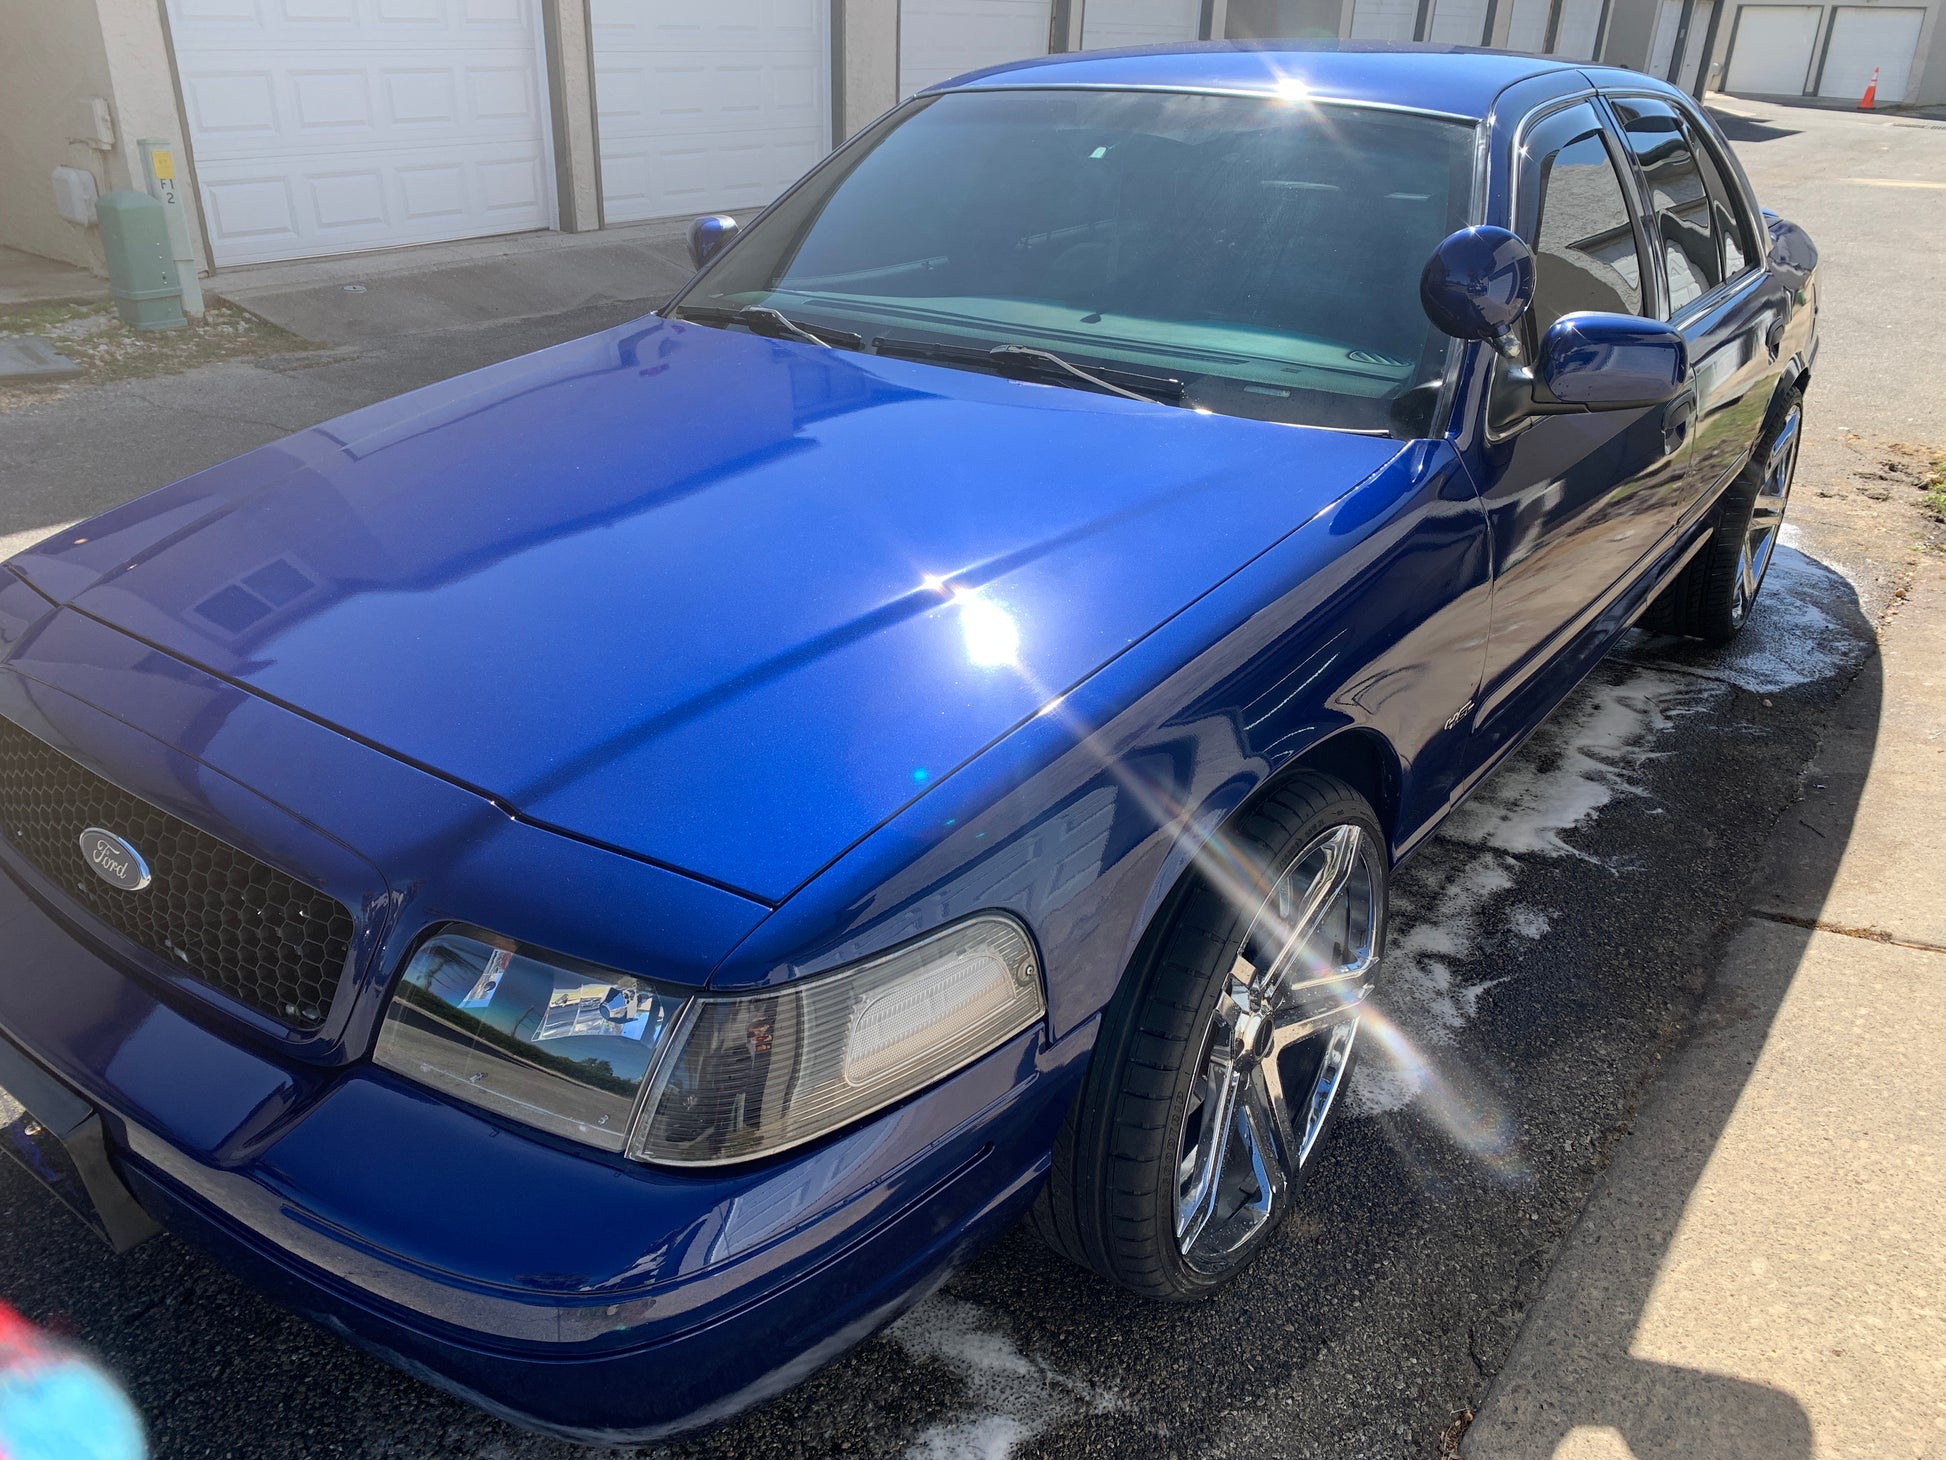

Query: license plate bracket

[0,1033,160,1252]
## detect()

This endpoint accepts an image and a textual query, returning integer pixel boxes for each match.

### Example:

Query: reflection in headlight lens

[374,929,687,1151]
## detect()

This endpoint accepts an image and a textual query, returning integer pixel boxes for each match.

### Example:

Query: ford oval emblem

[78,827,151,892]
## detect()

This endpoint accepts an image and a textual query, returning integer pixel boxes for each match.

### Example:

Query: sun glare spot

[956,589,1019,667]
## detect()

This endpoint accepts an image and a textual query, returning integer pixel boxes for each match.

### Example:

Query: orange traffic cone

[1859,66,1880,109]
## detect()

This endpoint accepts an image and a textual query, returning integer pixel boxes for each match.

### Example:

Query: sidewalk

[1463,559,1946,1459]
[0,248,106,310]
[208,218,696,345]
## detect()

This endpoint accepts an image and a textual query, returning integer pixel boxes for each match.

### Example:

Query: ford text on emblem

[78,828,151,892]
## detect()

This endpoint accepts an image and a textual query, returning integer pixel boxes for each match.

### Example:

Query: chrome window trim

[1510,96,1655,330]
[926,82,1478,125]
[1600,88,1766,324]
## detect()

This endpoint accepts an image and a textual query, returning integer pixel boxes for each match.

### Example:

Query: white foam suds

[1698,544,1868,694]
[891,1296,1118,1460]
[1442,668,1717,859]
[1505,905,1552,940]
[1351,541,1865,1120]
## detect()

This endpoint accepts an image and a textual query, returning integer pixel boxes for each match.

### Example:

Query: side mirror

[1537,312,1689,408]
[1420,226,1535,356]
[686,214,739,271]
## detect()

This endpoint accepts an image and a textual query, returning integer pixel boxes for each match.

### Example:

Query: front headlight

[373,927,689,1151]
[374,915,1044,1167]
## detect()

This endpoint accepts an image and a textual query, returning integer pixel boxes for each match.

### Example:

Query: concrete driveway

[0,97,1940,1460]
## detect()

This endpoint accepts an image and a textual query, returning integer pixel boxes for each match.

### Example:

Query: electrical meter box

[52,167,99,226]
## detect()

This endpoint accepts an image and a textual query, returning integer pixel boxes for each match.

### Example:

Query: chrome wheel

[1733,403,1800,628]
[1173,823,1383,1275]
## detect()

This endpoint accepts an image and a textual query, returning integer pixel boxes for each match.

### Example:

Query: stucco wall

[840,0,901,142]
[99,0,210,272]
[0,0,118,270]
[0,0,209,276]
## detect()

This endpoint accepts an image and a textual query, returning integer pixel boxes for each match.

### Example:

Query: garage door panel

[184,72,282,135]
[899,0,1051,98]
[1351,0,1418,40]
[309,170,388,230]
[1551,0,1604,59]
[1505,0,1551,51]
[1427,0,1490,45]
[184,49,544,157]
[600,131,825,218]
[195,137,548,259]
[202,176,301,245]
[591,0,829,225]
[1818,6,1924,102]
[383,68,457,123]
[1726,5,1821,93]
[170,0,551,263]
[1081,0,1202,49]
[397,163,466,219]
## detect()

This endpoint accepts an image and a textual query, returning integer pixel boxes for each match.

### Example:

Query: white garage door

[1427,0,1491,44]
[1550,0,1605,58]
[1726,4,1821,93]
[1351,0,1419,39]
[900,1,1050,99]
[1082,0,1203,48]
[1504,0,1552,50]
[592,0,829,225]
[168,0,553,267]
[1818,5,1925,102]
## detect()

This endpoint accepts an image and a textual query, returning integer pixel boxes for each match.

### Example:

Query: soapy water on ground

[1351,544,1867,1117]
[888,1298,1120,1460]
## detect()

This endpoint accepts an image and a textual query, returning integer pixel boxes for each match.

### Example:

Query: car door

[1462,99,1695,769]
[1605,94,1787,524]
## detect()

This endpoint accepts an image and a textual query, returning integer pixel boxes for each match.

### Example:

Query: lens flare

[955,589,1020,667]
[1355,1002,1528,1182]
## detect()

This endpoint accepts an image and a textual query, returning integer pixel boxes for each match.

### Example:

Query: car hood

[10,319,1399,901]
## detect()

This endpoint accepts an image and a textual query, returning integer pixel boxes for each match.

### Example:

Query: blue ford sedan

[0,42,1815,1441]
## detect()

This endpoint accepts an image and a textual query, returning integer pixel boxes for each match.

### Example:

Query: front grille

[0,716,353,1030]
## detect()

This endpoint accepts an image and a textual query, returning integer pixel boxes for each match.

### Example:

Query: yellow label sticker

[152,149,175,181]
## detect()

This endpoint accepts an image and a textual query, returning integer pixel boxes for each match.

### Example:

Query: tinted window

[1684,116,1754,277]
[1521,105,1644,335]
[679,89,1476,436]
[1613,98,1719,313]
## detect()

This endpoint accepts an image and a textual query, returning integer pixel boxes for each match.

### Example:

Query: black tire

[1644,391,1804,644]
[1029,771,1387,1300]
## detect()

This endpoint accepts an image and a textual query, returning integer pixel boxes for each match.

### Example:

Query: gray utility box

[95,191,186,331]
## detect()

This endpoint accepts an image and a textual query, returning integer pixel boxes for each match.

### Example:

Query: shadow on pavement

[1707,107,1802,144]
[1459,553,1881,1459]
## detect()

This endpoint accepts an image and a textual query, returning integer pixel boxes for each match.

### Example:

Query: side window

[1613,98,1720,314]
[1681,111,1757,279]
[1519,104,1646,337]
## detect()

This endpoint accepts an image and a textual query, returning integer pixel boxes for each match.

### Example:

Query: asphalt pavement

[0,96,1941,1460]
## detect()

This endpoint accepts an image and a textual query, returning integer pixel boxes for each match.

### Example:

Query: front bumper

[0,817,1094,1442]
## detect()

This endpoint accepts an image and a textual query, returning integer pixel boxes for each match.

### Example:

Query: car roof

[936,40,1591,122]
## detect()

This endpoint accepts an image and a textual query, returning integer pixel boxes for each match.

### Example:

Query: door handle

[1662,399,1695,457]
[1765,318,1786,361]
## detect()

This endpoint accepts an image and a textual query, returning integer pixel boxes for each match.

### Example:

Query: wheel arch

[1111,725,1405,1017]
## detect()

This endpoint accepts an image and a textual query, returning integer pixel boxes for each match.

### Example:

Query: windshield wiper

[989,344,1183,405]
[872,335,1184,405]
[671,304,862,349]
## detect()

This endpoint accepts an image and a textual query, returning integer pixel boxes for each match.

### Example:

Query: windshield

[672,88,1477,438]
